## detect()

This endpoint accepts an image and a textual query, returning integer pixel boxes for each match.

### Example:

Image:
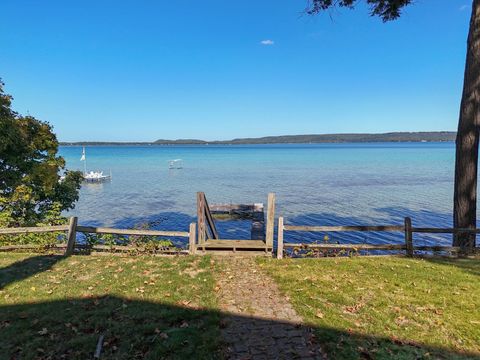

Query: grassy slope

[259,257,480,359]
[0,253,220,359]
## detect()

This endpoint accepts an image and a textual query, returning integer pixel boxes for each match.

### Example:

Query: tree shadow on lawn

[0,297,478,359]
[423,257,480,277]
[0,254,64,290]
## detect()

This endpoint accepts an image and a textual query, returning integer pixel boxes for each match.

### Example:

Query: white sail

[80,147,86,161]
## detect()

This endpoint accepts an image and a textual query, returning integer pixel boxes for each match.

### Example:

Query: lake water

[60,143,470,248]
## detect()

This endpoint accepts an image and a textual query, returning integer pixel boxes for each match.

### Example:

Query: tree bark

[453,0,480,253]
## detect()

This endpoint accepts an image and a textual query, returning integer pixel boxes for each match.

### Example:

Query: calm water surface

[60,143,466,247]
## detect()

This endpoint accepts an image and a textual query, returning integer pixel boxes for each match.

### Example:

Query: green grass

[0,253,220,359]
[258,256,480,359]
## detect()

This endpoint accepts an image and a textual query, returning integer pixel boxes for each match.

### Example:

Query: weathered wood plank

[277,216,284,259]
[65,217,78,256]
[0,244,66,251]
[0,225,69,235]
[75,226,189,237]
[283,243,406,250]
[199,240,269,249]
[283,225,404,232]
[265,193,275,248]
[404,217,413,257]
[209,204,263,212]
[189,222,196,255]
[203,195,219,240]
[197,192,206,246]
[412,227,480,233]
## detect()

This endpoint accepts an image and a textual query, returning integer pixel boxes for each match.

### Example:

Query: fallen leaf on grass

[395,316,409,327]
[343,303,365,314]
[315,311,324,319]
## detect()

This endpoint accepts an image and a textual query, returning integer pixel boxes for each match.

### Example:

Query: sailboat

[80,147,111,183]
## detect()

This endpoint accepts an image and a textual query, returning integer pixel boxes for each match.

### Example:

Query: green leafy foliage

[0,80,82,236]
[306,0,412,21]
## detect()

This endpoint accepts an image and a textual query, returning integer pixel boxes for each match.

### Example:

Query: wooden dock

[194,193,275,254]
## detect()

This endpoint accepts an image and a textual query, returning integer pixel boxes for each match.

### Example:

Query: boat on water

[168,159,183,169]
[83,170,111,182]
[80,147,111,183]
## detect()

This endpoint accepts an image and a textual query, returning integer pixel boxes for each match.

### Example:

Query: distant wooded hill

[61,132,456,146]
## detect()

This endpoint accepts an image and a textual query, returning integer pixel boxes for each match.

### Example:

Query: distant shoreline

[60,131,456,146]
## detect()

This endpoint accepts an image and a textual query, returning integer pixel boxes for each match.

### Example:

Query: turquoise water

[60,143,462,247]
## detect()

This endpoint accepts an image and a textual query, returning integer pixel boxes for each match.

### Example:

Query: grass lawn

[0,253,220,359]
[258,256,480,359]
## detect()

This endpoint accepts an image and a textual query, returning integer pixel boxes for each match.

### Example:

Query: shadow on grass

[423,257,480,277]
[0,254,64,290]
[0,296,478,359]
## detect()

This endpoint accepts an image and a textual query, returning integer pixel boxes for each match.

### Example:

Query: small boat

[168,159,183,169]
[80,147,112,183]
[83,170,111,183]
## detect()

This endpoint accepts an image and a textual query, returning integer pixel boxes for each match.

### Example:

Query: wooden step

[198,239,271,249]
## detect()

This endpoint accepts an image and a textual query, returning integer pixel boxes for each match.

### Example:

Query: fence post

[266,193,276,249]
[65,216,78,256]
[189,222,196,255]
[277,216,284,259]
[197,192,206,249]
[404,217,413,257]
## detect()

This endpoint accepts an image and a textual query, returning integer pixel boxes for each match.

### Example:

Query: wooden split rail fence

[277,216,479,259]
[0,217,197,255]
[1,199,478,258]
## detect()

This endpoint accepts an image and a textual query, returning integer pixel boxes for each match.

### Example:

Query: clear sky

[0,0,472,141]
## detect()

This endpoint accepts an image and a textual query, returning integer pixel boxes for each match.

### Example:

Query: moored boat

[80,147,112,183]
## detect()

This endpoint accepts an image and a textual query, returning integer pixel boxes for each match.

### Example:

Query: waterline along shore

[1,192,478,257]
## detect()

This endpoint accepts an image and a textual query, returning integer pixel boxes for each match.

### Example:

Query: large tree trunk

[453,0,480,253]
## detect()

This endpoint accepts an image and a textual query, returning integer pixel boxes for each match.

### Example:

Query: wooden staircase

[194,192,275,254]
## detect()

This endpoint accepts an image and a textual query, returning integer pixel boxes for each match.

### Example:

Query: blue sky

[0,0,472,141]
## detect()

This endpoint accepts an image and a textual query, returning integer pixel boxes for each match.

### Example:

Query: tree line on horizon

[60,132,456,145]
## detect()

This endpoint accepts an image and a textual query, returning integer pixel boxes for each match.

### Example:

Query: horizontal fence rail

[75,226,189,238]
[0,225,69,235]
[0,217,197,256]
[276,216,475,259]
[411,227,480,234]
[283,225,404,232]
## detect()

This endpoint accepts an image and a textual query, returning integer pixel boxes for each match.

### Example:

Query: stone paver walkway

[215,256,324,359]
